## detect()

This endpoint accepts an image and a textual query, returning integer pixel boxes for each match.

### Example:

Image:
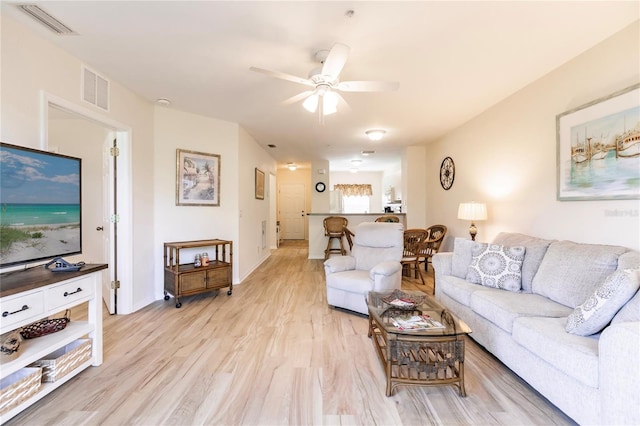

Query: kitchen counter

[307,213,406,259]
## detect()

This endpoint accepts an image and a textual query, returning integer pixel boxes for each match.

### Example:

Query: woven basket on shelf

[29,339,92,383]
[0,367,42,415]
[19,310,70,340]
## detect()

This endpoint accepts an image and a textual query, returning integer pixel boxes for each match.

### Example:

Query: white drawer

[0,291,45,331]
[45,278,94,311]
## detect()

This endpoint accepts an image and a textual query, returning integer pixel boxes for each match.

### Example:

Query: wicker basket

[0,330,22,363]
[0,367,42,415]
[29,339,92,383]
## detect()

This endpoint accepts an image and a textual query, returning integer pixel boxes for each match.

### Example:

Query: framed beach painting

[176,149,220,206]
[255,168,265,200]
[557,83,640,201]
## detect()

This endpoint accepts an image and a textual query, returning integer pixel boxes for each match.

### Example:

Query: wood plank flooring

[6,240,575,425]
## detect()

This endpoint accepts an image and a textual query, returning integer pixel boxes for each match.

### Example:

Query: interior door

[48,106,115,313]
[279,183,305,240]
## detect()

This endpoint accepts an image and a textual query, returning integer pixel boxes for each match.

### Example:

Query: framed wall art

[176,149,220,206]
[255,168,265,200]
[557,83,640,201]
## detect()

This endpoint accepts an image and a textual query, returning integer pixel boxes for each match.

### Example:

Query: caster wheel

[164,295,170,301]
[175,302,182,308]
[227,290,232,296]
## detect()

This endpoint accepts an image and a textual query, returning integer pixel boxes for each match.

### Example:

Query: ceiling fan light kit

[250,42,399,118]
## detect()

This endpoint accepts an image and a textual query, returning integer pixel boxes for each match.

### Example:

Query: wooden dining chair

[420,225,448,272]
[401,228,429,285]
[374,215,400,223]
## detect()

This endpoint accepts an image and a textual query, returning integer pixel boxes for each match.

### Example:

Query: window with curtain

[334,184,372,213]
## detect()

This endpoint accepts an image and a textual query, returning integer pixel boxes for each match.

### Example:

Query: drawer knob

[64,287,83,297]
[2,305,29,317]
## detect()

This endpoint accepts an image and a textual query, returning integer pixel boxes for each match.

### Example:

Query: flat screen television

[0,142,82,268]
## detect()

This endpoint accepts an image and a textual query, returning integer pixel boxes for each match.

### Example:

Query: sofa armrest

[599,322,640,425]
[370,260,401,277]
[370,261,402,292]
[324,256,356,274]
[432,252,453,276]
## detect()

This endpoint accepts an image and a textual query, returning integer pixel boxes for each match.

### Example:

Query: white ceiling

[3,1,638,171]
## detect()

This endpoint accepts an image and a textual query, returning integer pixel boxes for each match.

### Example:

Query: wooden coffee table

[367,290,472,396]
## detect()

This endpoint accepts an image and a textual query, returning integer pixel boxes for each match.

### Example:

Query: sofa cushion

[439,275,488,307]
[469,289,573,333]
[512,316,599,388]
[616,250,640,271]
[466,243,525,292]
[492,232,554,293]
[531,241,628,308]
[451,237,475,278]
[567,269,640,335]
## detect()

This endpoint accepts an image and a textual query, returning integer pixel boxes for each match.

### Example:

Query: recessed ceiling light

[156,98,171,106]
[287,162,297,171]
[351,159,363,165]
[268,144,276,148]
[361,150,375,156]
[365,129,386,141]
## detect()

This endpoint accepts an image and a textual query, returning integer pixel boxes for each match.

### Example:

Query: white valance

[333,184,373,197]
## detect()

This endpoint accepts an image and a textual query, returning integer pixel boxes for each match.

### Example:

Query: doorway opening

[42,92,133,314]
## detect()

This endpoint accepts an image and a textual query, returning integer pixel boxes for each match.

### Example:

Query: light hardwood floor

[7,240,575,426]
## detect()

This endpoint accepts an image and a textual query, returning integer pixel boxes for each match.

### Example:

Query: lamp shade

[458,202,487,221]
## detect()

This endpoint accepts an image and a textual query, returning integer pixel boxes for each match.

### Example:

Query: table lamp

[458,202,487,241]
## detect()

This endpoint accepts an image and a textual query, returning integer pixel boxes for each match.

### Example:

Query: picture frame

[556,83,640,201]
[255,168,265,200]
[176,149,220,206]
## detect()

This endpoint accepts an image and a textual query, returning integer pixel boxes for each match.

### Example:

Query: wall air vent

[17,4,76,35]
[82,66,110,111]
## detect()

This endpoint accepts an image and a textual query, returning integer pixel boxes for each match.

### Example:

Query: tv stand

[0,264,107,423]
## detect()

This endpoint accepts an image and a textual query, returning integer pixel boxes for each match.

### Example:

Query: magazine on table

[390,314,445,331]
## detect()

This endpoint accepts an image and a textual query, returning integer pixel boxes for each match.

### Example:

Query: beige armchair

[324,222,404,315]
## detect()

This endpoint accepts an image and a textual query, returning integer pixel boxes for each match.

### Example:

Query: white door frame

[40,92,134,315]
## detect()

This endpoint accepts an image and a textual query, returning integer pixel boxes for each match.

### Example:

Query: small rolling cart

[163,239,233,308]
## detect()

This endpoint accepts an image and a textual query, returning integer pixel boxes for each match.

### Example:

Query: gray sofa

[432,232,640,425]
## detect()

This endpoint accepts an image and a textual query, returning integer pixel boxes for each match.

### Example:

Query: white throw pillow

[566,269,640,336]
[466,243,525,292]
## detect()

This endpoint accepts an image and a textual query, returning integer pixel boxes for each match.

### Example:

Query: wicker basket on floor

[0,367,42,415]
[29,339,92,383]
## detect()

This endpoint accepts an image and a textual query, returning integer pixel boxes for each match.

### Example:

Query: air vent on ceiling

[17,4,76,35]
[82,66,110,111]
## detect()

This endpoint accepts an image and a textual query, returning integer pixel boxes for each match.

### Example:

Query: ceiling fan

[250,42,399,116]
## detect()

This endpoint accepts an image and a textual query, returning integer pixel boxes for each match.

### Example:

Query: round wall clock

[440,157,455,190]
[315,182,326,192]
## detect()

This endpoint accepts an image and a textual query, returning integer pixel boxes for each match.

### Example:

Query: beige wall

[425,21,640,251]
[2,14,278,312]
[1,14,156,313]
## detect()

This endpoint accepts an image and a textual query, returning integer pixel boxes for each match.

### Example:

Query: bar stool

[323,216,348,260]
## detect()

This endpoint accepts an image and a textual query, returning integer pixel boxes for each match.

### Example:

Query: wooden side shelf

[163,239,233,308]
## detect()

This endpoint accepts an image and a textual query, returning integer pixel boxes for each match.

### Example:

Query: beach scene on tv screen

[0,145,81,266]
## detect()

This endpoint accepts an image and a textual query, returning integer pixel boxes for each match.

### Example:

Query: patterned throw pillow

[466,243,526,292]
[566,269,640,336]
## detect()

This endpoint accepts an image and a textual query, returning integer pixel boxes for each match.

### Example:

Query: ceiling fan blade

[282,90,315,105]
[337,80,400,92]
[249,66,314,87]
[321,43,350,80]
